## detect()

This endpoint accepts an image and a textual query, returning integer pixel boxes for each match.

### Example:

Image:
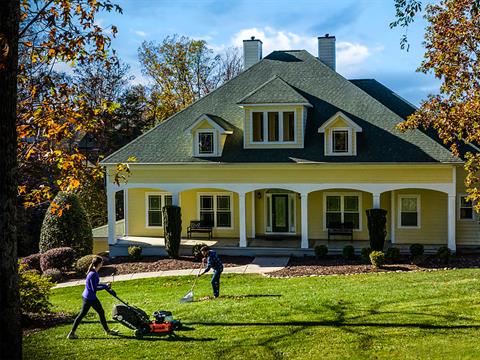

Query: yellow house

[101,35,479,257]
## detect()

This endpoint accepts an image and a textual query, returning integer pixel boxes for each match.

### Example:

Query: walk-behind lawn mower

[106,288,182,339]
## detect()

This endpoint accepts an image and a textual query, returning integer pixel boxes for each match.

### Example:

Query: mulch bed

[269,254,480,277]
[22,312,74,336]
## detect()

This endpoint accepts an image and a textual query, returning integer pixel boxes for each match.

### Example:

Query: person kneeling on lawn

[198,246,224,298]
[67,256,119,339]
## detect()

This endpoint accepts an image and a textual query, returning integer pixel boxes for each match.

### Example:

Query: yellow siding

[456,166,480,245]
[196,120,214,129]
[243,106,304,148]
[394,189,448,245]
[324,116,357,155]
[109,164,454,185]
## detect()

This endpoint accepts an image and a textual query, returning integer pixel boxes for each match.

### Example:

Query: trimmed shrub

[314,245,328,259]
[19,264,53,314]
[361,247,372,261]
[163,205,182,259]
[21,253,42,272]
[39,191,93,257]
[128,246,142,260]
[437,246,452,263]
[42,268,63,283]
[385,247,401,263]
[366,209,388,251]
[409,244,424,257]
[342,245,355,260]
[75,254,96,274]
[369,251,385,268]
[192,243,208,261]
[40,247,76,272]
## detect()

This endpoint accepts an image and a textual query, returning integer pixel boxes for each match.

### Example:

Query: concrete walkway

[53,256,290,289]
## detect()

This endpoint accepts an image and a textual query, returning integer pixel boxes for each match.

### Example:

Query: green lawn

[23,270,480,359]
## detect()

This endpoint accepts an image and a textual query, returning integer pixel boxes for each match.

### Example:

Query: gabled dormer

[237,76,312,149]
[318,112,362,156]
[184,114,233,157]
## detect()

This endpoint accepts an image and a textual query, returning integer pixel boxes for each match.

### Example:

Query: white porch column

[107,190,116,245]
[239,192,247,247]
[373,192,381,209]
[390,191,395,244]
[171,191,180,206]
[300,192,309,249]
[448,194,456,252]
[123,189,128,236]
[251,191,256,239]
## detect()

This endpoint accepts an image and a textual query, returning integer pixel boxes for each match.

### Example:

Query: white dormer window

[251,110,296,144]
[198,131,214,154]
[332,129,350,153]
[318,112,362,156]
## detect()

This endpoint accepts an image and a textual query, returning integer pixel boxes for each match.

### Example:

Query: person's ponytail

[86,256,103,274]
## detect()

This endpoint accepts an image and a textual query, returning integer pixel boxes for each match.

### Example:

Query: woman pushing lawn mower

[67,256,119,339]
[197,246,223,298]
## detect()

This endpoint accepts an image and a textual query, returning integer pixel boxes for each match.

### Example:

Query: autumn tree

[0,0,21,357]
[138,36,242,122]
[392,0,480,207]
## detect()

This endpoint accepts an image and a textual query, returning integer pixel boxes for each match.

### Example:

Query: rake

[180,267,202,303]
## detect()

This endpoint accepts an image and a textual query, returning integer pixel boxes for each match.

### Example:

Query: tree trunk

[0,0,21,358]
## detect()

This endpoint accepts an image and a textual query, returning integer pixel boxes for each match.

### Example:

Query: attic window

[196,130,215,156]
[332,130,348,153]
[251,110,296,144]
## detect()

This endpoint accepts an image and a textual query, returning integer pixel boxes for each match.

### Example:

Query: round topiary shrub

[314,245,328,259]
[42,268,63,283]
[385,247,401,263]
[342,245,355,260]
[192,243,208,261]
[21,253,42,272]
[39,191,93,257]
[437,246,452,263]
[128,245,142,260]
[75,254,97,274]
[40,247,76,272]
[361,247,372,261]
[18,263,53,314]
[409,243,424,257]
[369,251,385,268]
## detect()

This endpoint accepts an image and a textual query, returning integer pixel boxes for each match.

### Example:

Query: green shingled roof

[102,50,459,165]
[237,75,311,105]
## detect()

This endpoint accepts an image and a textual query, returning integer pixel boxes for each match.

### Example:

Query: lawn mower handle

[106,287,129,306]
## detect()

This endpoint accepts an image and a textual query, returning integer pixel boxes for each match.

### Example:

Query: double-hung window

[398,195,420,228]
[459,195,474,220]
[252,111,295,143]
[146,193,172,227]
[324,193,360,230]
[199,193,232,228]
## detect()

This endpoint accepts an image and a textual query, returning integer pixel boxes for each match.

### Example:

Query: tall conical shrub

[39,192,93,257]
[163,205,182,259]
[366,208,387,251]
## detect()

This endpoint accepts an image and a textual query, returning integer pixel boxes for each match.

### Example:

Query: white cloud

[134,30,148,37]
[222,27,378,76]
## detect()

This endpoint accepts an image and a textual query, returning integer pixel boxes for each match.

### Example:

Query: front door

[272,194,289,232]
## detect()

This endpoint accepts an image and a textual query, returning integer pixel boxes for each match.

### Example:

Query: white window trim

[250,110,297,145]
[264,192,297,234]
[327,127,354,156]
[322,192,363,231]
[458,193,475,221]
[194,129,217,157]
[397,194,421,229]
[197,192,234,230]
[145,192,172,229]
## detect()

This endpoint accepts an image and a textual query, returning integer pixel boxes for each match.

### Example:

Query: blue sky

[99,0,438,106]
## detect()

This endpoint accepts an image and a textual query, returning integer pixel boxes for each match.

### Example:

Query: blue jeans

[211,270,222,297]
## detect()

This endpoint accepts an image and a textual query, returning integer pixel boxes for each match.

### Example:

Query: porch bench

[327,222,354,241]
[187,220,213,240]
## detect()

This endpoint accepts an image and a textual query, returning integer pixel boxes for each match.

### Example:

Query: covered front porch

[105,179,457,256]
